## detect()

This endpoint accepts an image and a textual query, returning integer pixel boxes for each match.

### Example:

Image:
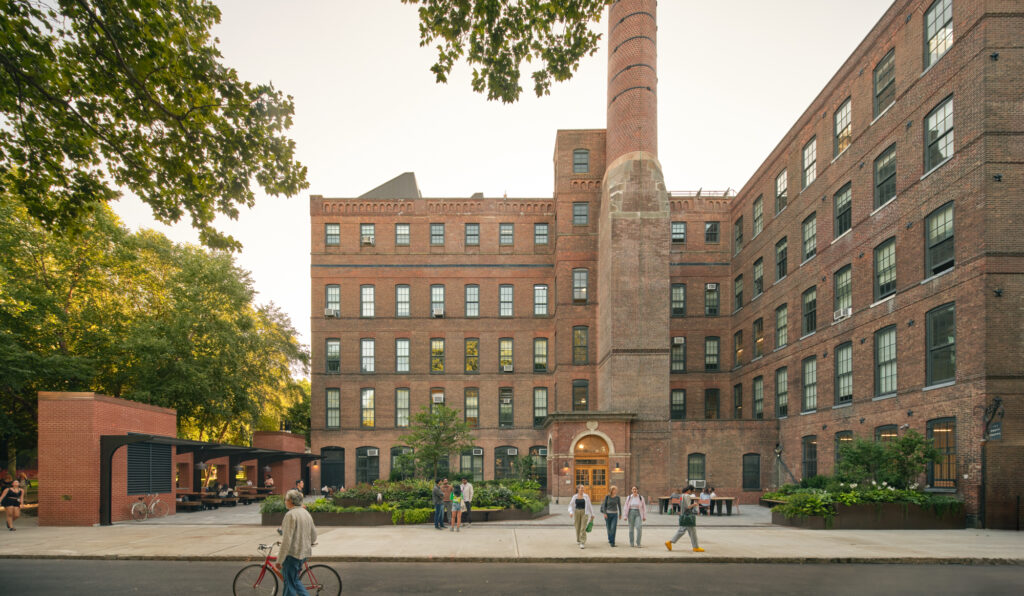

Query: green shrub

[799,475,829,490]
[260,495,286,513]
[392,507,434,525]
[773,491,835,522]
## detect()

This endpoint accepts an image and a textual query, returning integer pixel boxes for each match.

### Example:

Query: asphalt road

[2,560,1023,595]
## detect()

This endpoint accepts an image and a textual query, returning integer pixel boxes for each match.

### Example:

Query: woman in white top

[567,484,595,549]
[621,486,647,547]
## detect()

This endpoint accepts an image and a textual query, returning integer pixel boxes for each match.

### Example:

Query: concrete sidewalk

[1,511,1022,564]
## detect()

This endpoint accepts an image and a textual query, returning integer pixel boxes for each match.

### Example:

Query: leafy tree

[0,0,308,249]
[835,430,941,489]
[403,0,611,102]
[398,405,475,480]
[885,429,941,489]
[512,453,537,482]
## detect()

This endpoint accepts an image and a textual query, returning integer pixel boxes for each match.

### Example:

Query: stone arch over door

[570,434,612,505]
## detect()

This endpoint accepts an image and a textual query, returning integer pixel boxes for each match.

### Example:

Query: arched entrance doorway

[573,435,609,504]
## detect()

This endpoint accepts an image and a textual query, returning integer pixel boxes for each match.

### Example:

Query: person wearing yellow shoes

[665,486,704,553]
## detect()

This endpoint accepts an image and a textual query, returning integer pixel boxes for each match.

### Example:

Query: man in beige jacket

[276,489,317,595]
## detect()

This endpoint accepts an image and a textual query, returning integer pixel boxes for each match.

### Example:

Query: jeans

[434,503,444,527]
[604,513,618,545]
[282,555,309,596]
[627,509,643,546]
[463,501,472,523]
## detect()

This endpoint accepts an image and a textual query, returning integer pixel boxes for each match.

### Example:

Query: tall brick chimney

[606,0,658,163]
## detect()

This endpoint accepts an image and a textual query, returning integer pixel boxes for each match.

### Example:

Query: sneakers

[693,547,705,552]
[665,541,672,551]
[579,543,585,549]
[456,527,460,532]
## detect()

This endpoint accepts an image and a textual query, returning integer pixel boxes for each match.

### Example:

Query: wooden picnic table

[710,496,738,515]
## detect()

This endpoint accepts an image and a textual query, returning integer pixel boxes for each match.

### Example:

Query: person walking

[276,489,317,596]
[1,480,25,531]
[567,484,594,549]
[432,479,445,530]
[600,486,622,547]
[622,486,647,547]
[665,486,704,553]
[460,477,474,525]
[449,484,464,532]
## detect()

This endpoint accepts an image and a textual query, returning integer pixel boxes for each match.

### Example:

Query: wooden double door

[574,458,609,505]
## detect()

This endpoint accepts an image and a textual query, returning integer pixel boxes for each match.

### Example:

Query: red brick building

[309,0,1022,527]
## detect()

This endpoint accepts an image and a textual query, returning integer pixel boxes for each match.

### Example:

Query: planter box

[471,505,549,522]
[332,498,374,507]
[772,502,965,530]
[262,510,393,527]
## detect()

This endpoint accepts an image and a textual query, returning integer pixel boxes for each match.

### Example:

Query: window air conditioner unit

[688,479,706,489]
[432,306,444,318]
[501,398,512,405]
[324,308,339,318]
[538,448,547,456]
[833,307,852,322]
[366,448,379,457]
[361,235,375,246]
[472,448,484,456]
[673,336,686,345]
[431,394,445,404]
[502,364,514,373]
[507,448,518,456]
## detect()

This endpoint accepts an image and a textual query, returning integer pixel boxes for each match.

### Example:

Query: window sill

[832,402,852,409]
[830,148,848,165]
[923,380,955,392]
[873,393,897,402]
[870,197,896,217]
[777,415,788,420]
[751,293,762,302]
[733,306,743,314]
[920,268,954,285]
[801,255,816,267]
[870,295,895,309]
[776,205,787,217]
[751,355,764,363]
[799,331,816,341]
[921,156,953,181]
[830,229,851,245]
[800,410,817,416]
[920,51,949,79]
[870,103,894,126]
[773,344,788,352]
[773,275,787,286]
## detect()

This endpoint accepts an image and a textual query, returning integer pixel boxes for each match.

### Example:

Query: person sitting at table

[698,488,711,515]
[669,488,682,514]
[265,474,274,488]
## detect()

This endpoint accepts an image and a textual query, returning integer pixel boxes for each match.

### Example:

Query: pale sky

[112,0,896,365]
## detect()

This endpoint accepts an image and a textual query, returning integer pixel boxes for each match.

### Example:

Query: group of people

[568,484,704,553]
[431,477,473,532]
[669,486,717,515]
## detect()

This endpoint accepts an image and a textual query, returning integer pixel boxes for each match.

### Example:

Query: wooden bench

[176,500,203,512]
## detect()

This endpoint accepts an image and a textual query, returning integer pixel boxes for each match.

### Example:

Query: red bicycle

[232,541,341,595]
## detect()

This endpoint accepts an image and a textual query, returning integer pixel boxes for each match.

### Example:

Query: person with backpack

[449,484,464,532]
[665,485,705,552]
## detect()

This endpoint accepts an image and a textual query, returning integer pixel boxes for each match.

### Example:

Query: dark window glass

[573,149,590,173]
[775,170,788,213]
[753,259,764,297]
[734,217,744,254]
[926,303,956,385]
[464,388,479,428]
[533,388,548,428]
[326,339,340,373]
[753,318,764,358]
[752,376,764,419]
[494,446,517,479]
[688,454,706,481]
[703,389,720,420]
[705,222,720,243]
[775,367,788,418]
[924,0,953,68]
[572,380,589,411]
[835,342,853,405]
[801,356,817,412]
[775,237,788,280]
[733,384,743,419]
[875,325,898,396]
[498,388,514,428]
[801,436,818,480]
[671,283,686,317]
[802,213,817,261]
[734,275,743,310]
[705,283,720,316]
[325,388,340,428]
[802,137,817,188]
[835,431,853,463]
[704,336,720,371]
[834,99,852,156]
[465,223,480,246]
[672,221,687,243]
[874,238,896,300]
[742,453,761,490]
[573,203,589,226]
[834,183,852,237]
[572,326,588,365]
[927,417,957,488]
[430,223,445,245]
[355,446,380,484]
[925,202,954,277]
[834,265,852,313]
[874,144,897,208]
[671,338,686,373]
[875,424,899,443]
[925,96,954,171]
[802,287,817,335]
[670,389,686,420]
[534,223,549,245]
[325,223,340,246]
[874,49,896,116]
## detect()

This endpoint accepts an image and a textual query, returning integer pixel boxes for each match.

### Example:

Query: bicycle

[130,493,168,521]
[233,541,341,595]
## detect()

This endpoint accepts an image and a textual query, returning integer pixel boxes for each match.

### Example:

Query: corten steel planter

[262,505,549,526]
[771,502,965,529]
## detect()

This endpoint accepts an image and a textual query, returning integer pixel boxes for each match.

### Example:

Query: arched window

[320,447,345,490]
[355,446,379,484]
[494,446,518,480]
[390,446,413,481]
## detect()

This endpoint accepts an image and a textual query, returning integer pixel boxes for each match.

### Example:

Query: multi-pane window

[927,417,957,488]
[874,144,897,208]
[704,389,720,420]
[688,453,706,482]
[874,49,896,117]
[671,284,686,317]
[431,285,445,317]
[834,99,852,156]
[705,221,720,243]
[802,287,817,335]
[835,342,853,405]
[875,325,898,396]
[395,388,410,427]
[498,388,514,428]
[775,304,788,349]
[464,388,479,428]
[743,453,761,490]
[430,338,445,373]
[670,389,686,420]
[326,338,340,373]
[775,170,788,214]
[835,430,854,463]
[573,202,589,226]
[360,388,375,428]
[572,380,589,411]
[499,223,514,245]
[926,303,956,385]
[802,435,818,480]
[325,284,340,312]
[572,269,588,302]
[671,338,686,373]
[802,137,817,188]
[494,447,516,480]
[775,367,789,417]
[465,223,480,246]
[573,149,590,173]
[753,318,765,358]
[874,238,896,300]
[834,265,852,313]
[391,447,413,481]
[705,336,720,371]
[360,223,375,245]
[325,223,340,246]
[753,196,764,237]
[395,338,410,372]
[733,217,744,254]
[733,384,743,419]
[533,387,548,428]
[926,202,954,277]
[875,424,899,443]
[733,330,744,366]
[752,376,764,420]
[326,388,340,428]
[395,285,410,317]
[465,338,479,373]
[671,221,687,243]
[924,0,953,69]
[430,223,445,245]
[499,338,514,371]
[753,259,764,298]
[534,284,549,316]
[465,284,479,317]
[395,223,410,246]
[572,326,588,364]
[775,237,788,280]
[533,338,548,372]
[360,338,375,373]
[534,223,549,245]
[461,449,483,482]
[705,283,720,316]
[801,356,817,412]
[430,388,444,414]
[801,213,817,261]
[834,183,852,238]
[355,449,379,486]
[499,284,514,317]
[361,285,375,317]
[925,96,954,171]
[734,275,744,310]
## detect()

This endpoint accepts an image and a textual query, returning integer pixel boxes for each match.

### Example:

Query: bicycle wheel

[130,501,148,521]
[232,563,278,596]
[299,564,341,596]
[151,499,169,518]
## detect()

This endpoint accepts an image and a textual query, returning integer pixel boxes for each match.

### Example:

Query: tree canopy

[402,0,611,103]
[0,0,308,250]
[398,405,475,480]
